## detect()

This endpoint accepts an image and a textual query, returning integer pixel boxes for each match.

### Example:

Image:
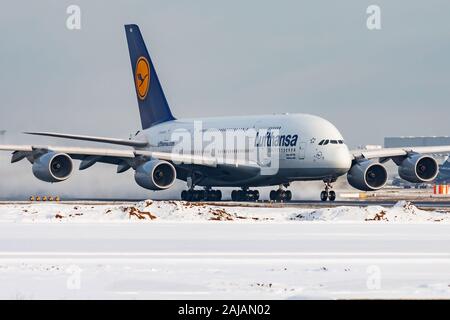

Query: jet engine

[397,154,438,183]
[134,160,176,190]
[32,152,74,183]
[347,160,387,191]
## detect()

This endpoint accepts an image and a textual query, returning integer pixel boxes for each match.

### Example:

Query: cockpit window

[319,139,344,146]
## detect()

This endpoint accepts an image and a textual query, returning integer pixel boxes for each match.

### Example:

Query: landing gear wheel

[181,190,194,201]
[191,190,201,201]
[285,190,292,202]
[205,189,222,201]
[270,189,292,202]
[321,180,336,201]
[231,189,259,201]
[328,190,336,201]
[276,189,284,201]
[182,189,222,202]
[270,190,276,201]
[214,190,222,201]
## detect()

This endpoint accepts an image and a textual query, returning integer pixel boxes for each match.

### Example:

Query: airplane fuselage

[135,113,352,187]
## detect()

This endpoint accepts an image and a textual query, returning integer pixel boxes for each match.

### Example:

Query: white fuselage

[135,113,352,187]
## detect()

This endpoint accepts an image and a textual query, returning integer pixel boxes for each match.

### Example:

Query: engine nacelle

[398,154,438,183]
[347,161,388,191]
[134,160,176,190]
[32,152,73,183]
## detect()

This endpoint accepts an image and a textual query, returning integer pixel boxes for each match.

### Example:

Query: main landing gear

[320,181,336,202]
[181,174,222,201]
[269,187,292,202]
[181,188,222,201]
[231,188,260,201]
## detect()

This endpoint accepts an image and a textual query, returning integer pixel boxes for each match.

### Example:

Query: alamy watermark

[66,264,82,290]
[66,5,81,30]
[366,265,382,290]
[366,5,381,30]
[167,121,291,175]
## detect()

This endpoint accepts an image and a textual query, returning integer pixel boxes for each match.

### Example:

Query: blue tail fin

[125,24,175,129]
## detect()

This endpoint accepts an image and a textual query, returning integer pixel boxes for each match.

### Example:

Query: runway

[0,222,449,299]
[2,199,449,210]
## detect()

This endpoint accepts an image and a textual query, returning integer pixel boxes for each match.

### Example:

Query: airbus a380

[1,24,449,202]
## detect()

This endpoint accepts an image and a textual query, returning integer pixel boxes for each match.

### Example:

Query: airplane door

[298,142,306,160]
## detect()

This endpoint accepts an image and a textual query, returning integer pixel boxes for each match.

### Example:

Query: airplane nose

[331,147,352,175]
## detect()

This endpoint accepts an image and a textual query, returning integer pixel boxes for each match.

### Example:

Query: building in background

[385,136,450,158]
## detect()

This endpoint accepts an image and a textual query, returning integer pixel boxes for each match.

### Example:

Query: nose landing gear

[320,181,336,201]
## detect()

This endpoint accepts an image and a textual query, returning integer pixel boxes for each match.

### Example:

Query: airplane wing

[0,144,260,173]
[351,146,450,161]
[24,131,149,147]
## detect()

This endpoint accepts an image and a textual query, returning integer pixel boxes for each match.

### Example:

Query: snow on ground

[0,200,449,222]
[0,200,450,299]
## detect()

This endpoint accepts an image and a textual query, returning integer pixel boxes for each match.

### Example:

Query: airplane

[1,24,450,202]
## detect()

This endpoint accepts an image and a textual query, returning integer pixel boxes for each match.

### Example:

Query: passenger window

[330,140,338,144]
[323,140,329,145]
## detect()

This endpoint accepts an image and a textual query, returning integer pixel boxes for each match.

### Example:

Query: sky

[0,0,449,198]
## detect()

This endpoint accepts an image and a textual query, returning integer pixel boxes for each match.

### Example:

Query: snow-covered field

[0,200,450,299]
[1,199,450,223]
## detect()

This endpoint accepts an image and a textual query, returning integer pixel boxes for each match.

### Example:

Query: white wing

[351,146,450,160]
[0,144,260,174]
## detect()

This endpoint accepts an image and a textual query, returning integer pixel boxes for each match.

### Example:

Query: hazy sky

[0,1,449,198]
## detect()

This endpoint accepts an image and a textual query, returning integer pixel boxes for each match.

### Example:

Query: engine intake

[134,160,176,190]
[347,161,387,191]
[32,152,73,182]
[398,154,438,183]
